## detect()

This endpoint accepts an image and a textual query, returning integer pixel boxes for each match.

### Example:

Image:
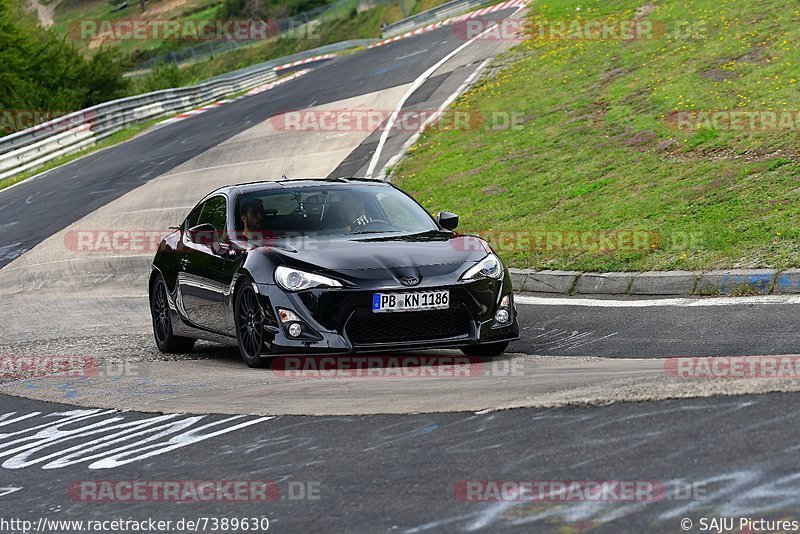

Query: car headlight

[460,253,503,280]
[275,265,342,291]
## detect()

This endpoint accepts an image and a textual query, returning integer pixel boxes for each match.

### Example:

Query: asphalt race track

[2,393,800,532]
[0,7,518,269]
[2,4,800,533]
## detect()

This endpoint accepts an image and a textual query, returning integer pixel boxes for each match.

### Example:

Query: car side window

[197,196,227,232]
[184,204,203,230]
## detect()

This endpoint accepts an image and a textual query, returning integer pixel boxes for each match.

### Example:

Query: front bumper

[253,277,519,356]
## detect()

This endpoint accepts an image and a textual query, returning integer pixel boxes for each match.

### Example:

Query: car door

[176,195,230,333]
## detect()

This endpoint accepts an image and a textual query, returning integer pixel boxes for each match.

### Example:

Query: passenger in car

[239,198,267,243]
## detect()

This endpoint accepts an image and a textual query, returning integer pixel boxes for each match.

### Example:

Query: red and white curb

[369,0,528,49]
[274,54,338,71]
[159,102,227,125]
[158,69,312,126]
[244,68,312,96]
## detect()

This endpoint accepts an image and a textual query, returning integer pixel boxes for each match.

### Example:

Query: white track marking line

[161,148,354,178]
[369,0,526,49]
[364,16,514,179]
[0,487,22,497]
[396,49,429,60]
[515,294,800,307]
[159,70,312,126]
[376,57,491,178]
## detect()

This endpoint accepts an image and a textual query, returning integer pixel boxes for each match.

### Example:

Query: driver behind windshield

[325,193,373,233]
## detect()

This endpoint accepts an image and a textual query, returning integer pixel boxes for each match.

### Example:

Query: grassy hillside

[51,0,334,58]
[50,0,444,60]
[393,0,800,272]
[45,0,454,94]
[1,0,129,135]
[128,0,407,93]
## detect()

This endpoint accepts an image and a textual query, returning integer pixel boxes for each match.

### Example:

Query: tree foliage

[0,0,130,134]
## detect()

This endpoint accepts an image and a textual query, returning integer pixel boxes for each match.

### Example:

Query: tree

[0,0,130,134]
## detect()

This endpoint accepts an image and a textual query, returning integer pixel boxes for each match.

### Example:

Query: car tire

[235,282,270,368]
[150,276,196,354]
[460,341,509,358]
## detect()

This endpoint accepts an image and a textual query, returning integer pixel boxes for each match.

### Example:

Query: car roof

[187,178,399,217]
[206,177,392,199]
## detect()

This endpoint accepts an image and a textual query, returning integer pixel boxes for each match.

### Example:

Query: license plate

[372,290,450,313]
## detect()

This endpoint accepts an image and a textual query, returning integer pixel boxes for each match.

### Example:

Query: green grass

[6,0,457,184]
[54,0,454,95]
[393,0,800,272]
[127,0,413,93]
[53,0,225,57]
[53,0,449,66]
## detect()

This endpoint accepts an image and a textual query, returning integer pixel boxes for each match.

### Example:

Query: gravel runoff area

[5,293,800,415]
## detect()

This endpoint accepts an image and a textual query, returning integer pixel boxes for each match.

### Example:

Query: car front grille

[345,305,472,345]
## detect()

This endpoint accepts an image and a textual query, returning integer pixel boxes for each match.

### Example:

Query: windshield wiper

[350,230,402,235]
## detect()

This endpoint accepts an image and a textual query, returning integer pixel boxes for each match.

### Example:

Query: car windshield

[234,184,439,238]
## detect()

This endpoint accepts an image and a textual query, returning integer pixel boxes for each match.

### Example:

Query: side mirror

[187,223,219,248]
[437,211,459,231]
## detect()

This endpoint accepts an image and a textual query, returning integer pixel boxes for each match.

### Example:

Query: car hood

[267,231,489,276]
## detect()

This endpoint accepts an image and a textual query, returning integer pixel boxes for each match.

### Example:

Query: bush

[136,63,188,93]
[0,0,130,134]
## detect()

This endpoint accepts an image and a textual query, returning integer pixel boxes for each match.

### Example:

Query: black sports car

[149,178,519,367]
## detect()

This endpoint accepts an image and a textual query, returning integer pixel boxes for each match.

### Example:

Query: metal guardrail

[0,39,375,182]
[0,0,498,183]
[205,39,372,82]
[381,0,494,38]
